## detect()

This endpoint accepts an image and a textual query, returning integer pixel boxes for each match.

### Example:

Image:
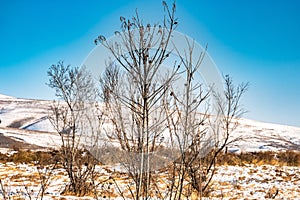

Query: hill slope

[0,94,299,152]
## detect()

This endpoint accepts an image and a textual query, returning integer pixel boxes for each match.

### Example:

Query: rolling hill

[0,94,299,153]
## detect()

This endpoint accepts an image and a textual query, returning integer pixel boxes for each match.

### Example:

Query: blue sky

[0,0,299,126]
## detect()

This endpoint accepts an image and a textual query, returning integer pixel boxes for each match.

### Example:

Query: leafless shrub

[47,62,103,197]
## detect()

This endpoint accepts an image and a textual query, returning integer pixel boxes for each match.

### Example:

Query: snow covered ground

[210,164,300,199]
[0,162,299,199]
[0,94,300,199]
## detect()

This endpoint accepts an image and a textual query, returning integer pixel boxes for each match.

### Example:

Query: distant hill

[0,94,299,152]
[0,94,54,132]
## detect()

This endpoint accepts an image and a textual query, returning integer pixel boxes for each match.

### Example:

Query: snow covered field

[0,162,299,199]
[211,164,300,199]
[1,94,300,199]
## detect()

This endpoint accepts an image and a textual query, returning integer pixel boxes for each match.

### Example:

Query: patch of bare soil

[0,133,42,150]
[7,117,34,128]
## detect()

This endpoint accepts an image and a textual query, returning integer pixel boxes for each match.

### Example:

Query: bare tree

[161,69,248,199]
[95,1,180,199]
[47,61,102,197]
[195,75,248,196]
[160,39,211,199]
[94,0,248,199]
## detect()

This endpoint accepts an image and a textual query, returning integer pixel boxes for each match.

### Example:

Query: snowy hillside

[0,94,54,132]
[227,118,300,153]
[0,94,300,152]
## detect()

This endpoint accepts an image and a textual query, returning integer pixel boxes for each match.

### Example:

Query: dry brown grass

[1,149,299,168]
[217,150,300,166]
[0,149,59,165]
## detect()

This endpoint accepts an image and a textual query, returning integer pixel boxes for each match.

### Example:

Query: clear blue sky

[1,0,299,127]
